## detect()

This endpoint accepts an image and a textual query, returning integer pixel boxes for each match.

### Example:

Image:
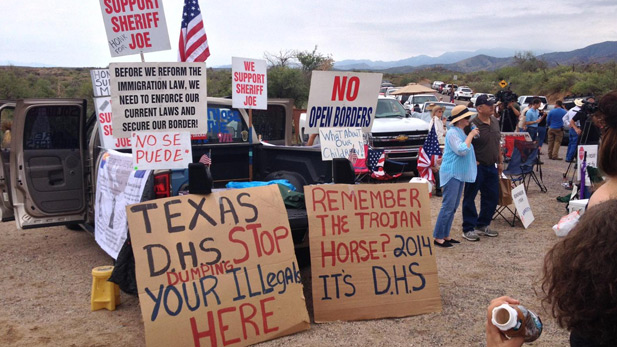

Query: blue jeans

[566,128,578,161]
[537,126,547,148]
[433,178,465,239]
[462,164,499,232]
[527,126,538,141]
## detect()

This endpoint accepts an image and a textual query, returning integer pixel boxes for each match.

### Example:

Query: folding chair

[503,140,547,193]
[366,148,406,182]
[352,145,371,182]
[492,178,521,227]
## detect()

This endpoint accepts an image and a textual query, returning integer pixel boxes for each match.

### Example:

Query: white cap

[491,304,518,331]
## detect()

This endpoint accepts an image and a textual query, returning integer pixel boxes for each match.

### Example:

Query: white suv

[454,87,473,101]
[432,80,444,90]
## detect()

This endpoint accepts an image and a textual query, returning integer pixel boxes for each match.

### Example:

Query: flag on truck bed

[179,0,210,62]
[418,124,442,183]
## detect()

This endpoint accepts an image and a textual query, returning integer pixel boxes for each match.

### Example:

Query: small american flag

[417,124,443,183]
[199,154,211,166]
[347,147,358,164]
[179,0,210,62]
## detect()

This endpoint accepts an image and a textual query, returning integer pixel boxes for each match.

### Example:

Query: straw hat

[448,105,476,124]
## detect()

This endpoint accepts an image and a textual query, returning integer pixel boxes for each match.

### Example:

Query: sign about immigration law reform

[126,185,310,347]
[99,0,171,57]
[110,62,207,138]
[232,57,267,110]
[305,183,441,322]
[305,71,382,134]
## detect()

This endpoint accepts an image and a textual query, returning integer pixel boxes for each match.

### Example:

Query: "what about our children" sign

[305,183,441,322]
[110,62,208,138]
[305,71,382,134]
[126,185,310,346]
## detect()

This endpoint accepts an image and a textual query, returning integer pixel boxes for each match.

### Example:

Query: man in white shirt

[564,99,582,162]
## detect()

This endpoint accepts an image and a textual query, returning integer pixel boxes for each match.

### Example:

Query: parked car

[385,87,401,97]
[437,83,446,93]
[518,95,549,110]
[441,84,458,94]
[454,87,473,101]
[418,101,456,114]
[470,93,495,106]
[402,94,439,113]
[432,81,444,90]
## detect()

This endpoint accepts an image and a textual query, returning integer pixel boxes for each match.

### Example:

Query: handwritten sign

[95,150,150,259]
[126,185,310,346]
[305,71,382,134]
[95,97,131,149]
[305,183,441,322]
[91,69,111,97]
[132,131,192,170]
[512,184,534,228]
[98,0,170,57]
[110,62,208,138]
[232,57,267,110]
[577,145,598,185]
[318,127,365,161]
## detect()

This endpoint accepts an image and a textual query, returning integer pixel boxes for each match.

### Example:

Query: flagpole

[249,107,253,181]
[140,51,145,62]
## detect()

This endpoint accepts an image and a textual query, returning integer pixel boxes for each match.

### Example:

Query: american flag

[367,149,386,177]
[347,147,358,164]
[199,153,211,166]
[417,124,443,183]
[179,0,210,62]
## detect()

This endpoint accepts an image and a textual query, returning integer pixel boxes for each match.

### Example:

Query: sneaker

[462,231,480,241]
[435,189,442,197]
[475,225,499,237]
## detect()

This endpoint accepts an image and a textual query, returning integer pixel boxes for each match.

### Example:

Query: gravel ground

[0,143,574,346]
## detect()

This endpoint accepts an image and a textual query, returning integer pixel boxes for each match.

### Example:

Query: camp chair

[492,177,521,227]
[366,148,406,182]
[503,140,547,193]
[352,145,371,182]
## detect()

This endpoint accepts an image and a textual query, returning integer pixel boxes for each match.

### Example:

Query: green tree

[267,66,309,108]
[295,46,334,72]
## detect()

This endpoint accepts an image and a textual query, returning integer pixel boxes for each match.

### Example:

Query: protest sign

[91,69,111,97]
[132,131,192,170]
[126,185,310,346]
[95,150,150,259]
[98,0,170,57]
[95,97,132,149]
[318,127,365,161]
[305,183,441,322]
[512,184,534,228]
[232,57,267,110]
[576,145,598,185]
[110,62,208,138]
[305,71,382,134]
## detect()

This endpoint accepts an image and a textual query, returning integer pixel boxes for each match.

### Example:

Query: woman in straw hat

[433,105,480,247]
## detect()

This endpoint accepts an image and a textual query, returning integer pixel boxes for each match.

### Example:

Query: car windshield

[413,95,438,104]
[376,99,406,118]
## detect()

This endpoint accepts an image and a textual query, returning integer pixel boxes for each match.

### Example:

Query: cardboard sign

[91,69,111,97]
[305,183,441,322]
[305,71,382,134]
[318,127,365,161]
[126,185,310,346]
[132,131,192,170]
[512,184,534,228]
[98,0,170,57]
[232,57,267,110]
[576,145,598,185]
[95,97,132,149]
[110,62,208,138]
[95,150,150,259]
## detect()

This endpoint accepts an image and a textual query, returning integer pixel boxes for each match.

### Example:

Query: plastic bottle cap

[491,304,518,331]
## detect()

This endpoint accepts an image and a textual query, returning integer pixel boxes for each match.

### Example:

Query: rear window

[252,104,287,142]
[24,105,80,150]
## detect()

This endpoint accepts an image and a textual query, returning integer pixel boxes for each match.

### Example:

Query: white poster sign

[110,62,208,138]
[318,127,365,161]
[512,184,534,228]
[132,131,192,170]
[305,71,382,134]
[91,69,111,97]
[95,97,132,150]
[95,150,151,259]
[98,0,171,57]
[576,145,598,185]
[232,57,267,110]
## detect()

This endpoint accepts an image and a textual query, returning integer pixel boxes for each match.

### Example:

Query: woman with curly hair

[588,90,617,208]
[541,199,617,346]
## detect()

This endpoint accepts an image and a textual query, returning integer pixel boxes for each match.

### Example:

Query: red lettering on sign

[331,76,360,101]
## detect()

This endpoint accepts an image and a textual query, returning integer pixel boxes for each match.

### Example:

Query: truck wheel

[264,171,308,193]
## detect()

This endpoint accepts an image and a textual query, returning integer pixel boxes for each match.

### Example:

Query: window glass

[192,105,248,144]
[252,104,286,141]
[24,106,80,150]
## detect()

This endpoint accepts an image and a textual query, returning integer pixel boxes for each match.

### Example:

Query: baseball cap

[475,94,495,108]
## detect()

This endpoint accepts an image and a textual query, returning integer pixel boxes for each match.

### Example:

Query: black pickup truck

[0,98,330,262]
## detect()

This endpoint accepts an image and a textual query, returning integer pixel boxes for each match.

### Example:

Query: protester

[536,104,548,153]
[524,98,544,141]
[588,91,617,208]
[563,99,582,162]
[462,95,503,241]
[546,100,567,160]
[432,105,479,247]
[487,200,617,347]
[428,104,446,197]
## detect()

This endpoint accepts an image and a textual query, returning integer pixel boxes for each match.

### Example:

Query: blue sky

[1,0,616,68]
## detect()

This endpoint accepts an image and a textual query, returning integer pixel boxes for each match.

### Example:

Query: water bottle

[471,124,480,139]
[492,303,543,342]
